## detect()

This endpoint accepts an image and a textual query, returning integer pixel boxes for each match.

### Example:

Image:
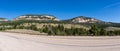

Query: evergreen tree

[29,25,38,31]
[48,30,53,35]
[99,28,107,36]
[89,25,100,36]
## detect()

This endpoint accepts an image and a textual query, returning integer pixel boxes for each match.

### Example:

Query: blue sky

[0,0,120,22]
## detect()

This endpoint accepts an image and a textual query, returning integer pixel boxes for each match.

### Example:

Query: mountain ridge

[0,14,119,24]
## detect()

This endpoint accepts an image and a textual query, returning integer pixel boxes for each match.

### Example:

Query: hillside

[0,15,120,36]
[0,15,120,28]
[62,16,104,23]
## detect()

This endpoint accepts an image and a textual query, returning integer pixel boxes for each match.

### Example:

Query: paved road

[0,32,120,51]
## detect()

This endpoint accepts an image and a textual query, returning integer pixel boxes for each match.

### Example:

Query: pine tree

[99,28,107,36]
[89,25,100,36]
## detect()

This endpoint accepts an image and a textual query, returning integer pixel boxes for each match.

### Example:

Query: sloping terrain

[5,29,47,35]
[105,27,120,31]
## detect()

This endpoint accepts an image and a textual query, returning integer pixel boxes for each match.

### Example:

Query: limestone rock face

[71,16,102,23]
[13,14,59,21]
[0,18,8,21]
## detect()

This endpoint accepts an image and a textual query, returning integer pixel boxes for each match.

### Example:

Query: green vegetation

[41,24,120,36]
[0,20,120,36]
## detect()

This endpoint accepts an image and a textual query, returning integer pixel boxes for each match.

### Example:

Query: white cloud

[104,2,120,8]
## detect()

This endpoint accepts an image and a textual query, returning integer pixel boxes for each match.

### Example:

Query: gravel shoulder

[0,32,120,51]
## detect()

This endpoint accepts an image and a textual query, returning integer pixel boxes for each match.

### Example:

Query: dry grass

[105,27,120,31]
[22,23,89,29]
[5,29,47,35]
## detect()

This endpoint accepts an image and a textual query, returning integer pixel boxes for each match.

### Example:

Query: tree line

[41,24,120,36]
[0,22,120,36]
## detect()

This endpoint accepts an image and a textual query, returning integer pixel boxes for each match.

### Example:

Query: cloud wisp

[104,2,120,8]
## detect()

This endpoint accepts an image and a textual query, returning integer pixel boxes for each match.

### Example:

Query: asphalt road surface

[0,32,120,51]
